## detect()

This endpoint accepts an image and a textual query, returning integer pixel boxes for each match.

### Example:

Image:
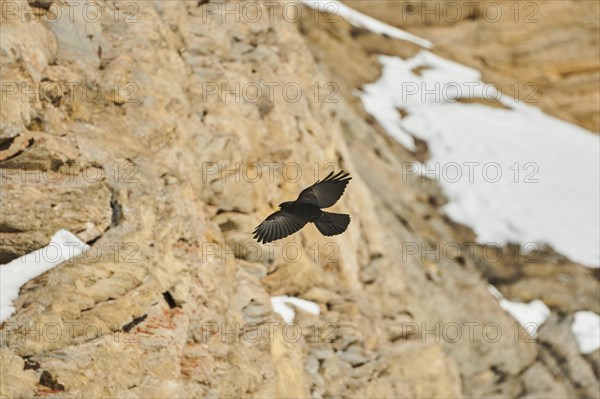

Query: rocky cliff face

[1,0,598,398]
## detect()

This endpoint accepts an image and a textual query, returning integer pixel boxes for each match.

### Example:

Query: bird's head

[278,201,294,210]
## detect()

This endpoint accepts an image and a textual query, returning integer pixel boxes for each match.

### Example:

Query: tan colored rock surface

[0,0,597,398]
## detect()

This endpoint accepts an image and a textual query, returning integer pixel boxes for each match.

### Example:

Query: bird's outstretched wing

[253,210,308,244]
[296,170,351,208]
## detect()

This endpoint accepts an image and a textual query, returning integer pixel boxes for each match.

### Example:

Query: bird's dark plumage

[253,170,352,244]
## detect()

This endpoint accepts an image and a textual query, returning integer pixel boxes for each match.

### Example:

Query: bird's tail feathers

[315,212,350,236]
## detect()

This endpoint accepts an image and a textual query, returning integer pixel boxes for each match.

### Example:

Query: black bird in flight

[253,170,352,244]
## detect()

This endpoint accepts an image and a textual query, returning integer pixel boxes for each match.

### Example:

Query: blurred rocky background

[1,0,598,397]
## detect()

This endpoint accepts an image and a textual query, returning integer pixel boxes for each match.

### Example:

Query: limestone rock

[0,0,596,397]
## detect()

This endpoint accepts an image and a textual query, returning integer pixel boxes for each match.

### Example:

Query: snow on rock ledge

[488,285,550,337]
[359,50,600,267]
[572,311,600,354]
[271,295,320,323]
[301,0,433,48]
[1,230,88,323]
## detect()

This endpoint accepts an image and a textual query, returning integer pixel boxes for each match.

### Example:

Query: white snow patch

[1,229,88,323]
[300,0,432,48]
[488,285,550,337]
[271,295,320,323]
[572,311,600,354]
[359,50,600,267]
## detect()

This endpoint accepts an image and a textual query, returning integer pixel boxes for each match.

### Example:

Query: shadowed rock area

[1,0,598,397]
